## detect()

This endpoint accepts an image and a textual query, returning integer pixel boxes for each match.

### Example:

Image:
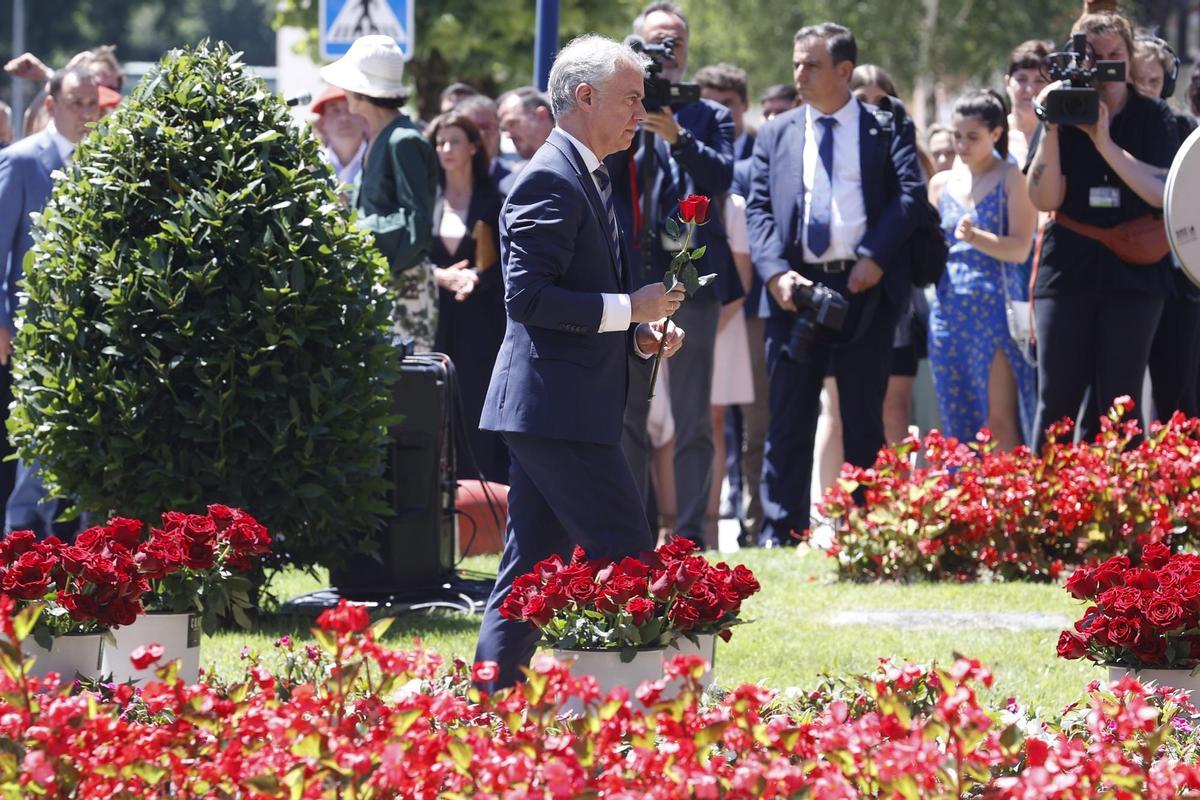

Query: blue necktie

[593,164,622,259]
[808,116,837,258]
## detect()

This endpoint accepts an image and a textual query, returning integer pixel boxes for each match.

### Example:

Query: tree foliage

[274,0,642,119]
[9,42,398,571]
[0,0,277,72]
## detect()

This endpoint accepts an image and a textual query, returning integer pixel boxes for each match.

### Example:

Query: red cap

[98,85,121,109]
[311,85,347,115]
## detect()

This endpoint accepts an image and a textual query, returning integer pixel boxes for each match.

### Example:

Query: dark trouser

[474,432,654,690]
[621,295,721,541]
[1148,273,1200,421]
[759,284,896,546]
[1033,291,1164,448]
[726,315,770,537]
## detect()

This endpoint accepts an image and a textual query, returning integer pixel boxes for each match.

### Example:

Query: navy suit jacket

[604,99,737,297]
[0,130,63,333]
[745,100,924,316]
[480,129,639,445]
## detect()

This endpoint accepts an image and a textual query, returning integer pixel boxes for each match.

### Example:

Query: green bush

[9,42,398,570]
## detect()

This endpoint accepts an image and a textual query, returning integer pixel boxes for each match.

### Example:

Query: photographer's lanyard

[627,141,643,244]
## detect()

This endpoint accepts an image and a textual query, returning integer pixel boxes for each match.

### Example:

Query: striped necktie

[593,164,622,258]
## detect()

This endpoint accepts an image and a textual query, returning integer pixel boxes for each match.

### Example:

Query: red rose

[1146,597,1187,631]
[2,530,38,559]
[1056,630,1089,660]
[1094,556,1131,589]
[1106,617,1138,647]
[225,520,271,557]
[730,564,760,600]
[106,518,144,549]
[678,194,711,224]
[207,504,237,530]
[1123,568,1159,592]
[1064,567,1098,600]
[565,577,597,606]
[135,536,186,580]
[161,511,188,531]
[471,660,499,685]
[1141,541,1171,570]
[626,597,657,626]
[130,643,165,670]
[1,551,55,600]
[316,600,370,634]
[522,595,554,627]
[59,591,100,622]
[183,539,216,570]
[534,554,565,581]
[667,599,700,631]
[1098,587,1141,616]
[617,557,650,579]
[99,597,143,627]
[183,515,217,544]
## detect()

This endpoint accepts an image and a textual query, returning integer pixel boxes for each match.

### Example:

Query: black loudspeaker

[330,353,457,596]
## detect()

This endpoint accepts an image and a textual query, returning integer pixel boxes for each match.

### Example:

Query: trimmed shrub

[9,42,397,570]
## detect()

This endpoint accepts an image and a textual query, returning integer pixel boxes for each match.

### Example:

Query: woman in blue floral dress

[927,91,1038,449]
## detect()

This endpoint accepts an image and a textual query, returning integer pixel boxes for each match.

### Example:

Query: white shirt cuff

[598,293,632,333]
[633,333,654,360]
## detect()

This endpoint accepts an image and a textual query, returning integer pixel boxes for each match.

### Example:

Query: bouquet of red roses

[0,521,149,645]
[499,538,760,658]
[133,504,272,633]
[1057,543,1200,669]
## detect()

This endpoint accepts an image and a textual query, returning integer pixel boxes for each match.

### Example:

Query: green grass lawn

[205,548,1099,717]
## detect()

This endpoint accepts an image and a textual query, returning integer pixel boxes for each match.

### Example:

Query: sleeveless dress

[928,179,1037,443]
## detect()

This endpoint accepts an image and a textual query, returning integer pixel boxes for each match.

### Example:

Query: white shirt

[321,140,366,188]
[45,121,76,164]
[801,99,867,263]
[555,126,635,336]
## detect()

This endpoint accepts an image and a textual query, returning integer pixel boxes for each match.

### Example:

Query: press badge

[1089,186,1121,208]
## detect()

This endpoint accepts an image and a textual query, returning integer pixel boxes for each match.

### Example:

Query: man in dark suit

[475,34,687,689]
[746,23,923,547]
[607,1,735,548]
[0,67,99,534]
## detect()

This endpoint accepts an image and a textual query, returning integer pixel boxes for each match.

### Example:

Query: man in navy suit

[475,34,687,689]
[0,67,99,534]
[746,23,923,547]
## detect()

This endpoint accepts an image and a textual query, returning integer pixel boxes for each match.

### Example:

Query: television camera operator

[606,1,736,547]
[1026,11,1179,445]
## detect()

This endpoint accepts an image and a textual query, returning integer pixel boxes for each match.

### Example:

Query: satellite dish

[1165,125,1200,287]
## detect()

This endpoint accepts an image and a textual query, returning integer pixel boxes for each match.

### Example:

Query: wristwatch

[670,127,694,153]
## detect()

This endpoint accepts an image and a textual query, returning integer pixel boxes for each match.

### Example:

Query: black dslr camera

[625,35,701,111]
[1038,33,1126,126]
[782,283,849,361]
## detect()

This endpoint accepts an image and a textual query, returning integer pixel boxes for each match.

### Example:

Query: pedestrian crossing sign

[320,0,414,60]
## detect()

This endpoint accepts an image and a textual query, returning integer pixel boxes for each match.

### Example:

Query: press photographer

[605,1,736,549]
[1026,11,1179,446]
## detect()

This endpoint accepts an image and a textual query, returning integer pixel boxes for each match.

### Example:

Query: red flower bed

[821,399,1200,582]
[1,598,1198,798]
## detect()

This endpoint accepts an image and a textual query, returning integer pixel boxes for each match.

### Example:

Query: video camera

[782,282,849,362]
[625,35,701,112]
[1037,33,1126,126]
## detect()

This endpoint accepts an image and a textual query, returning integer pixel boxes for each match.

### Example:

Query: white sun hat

[319,35,409,99]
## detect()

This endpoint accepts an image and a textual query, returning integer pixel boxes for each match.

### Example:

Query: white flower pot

[26,632,105,680]
[1108,665,1200,698]
[102,612,202,684]
[552,646,667,714]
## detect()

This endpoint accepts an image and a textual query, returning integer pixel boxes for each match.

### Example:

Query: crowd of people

[3,0,1200,551]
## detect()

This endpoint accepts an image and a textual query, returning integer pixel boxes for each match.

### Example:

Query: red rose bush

[1,594,1199,798]
[1057,542,1200,669]
[821,398,1200,582]
[499,538,761,654]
